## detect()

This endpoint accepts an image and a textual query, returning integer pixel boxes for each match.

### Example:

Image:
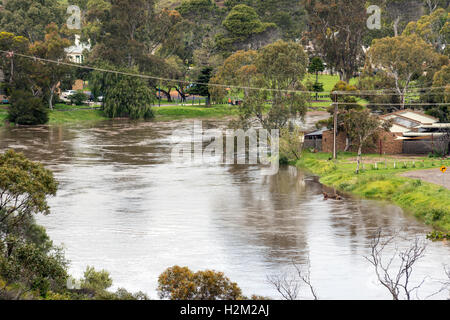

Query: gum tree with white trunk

[368,34,442,109]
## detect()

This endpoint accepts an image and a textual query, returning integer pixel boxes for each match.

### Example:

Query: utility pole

[332,91,338,160]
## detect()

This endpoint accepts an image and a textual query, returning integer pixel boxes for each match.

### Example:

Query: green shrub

[103,76,154,120]
[412,179,422,187]
[69,91,88,106]
[279,155,289,165]
[427,231,450,241]
[427,209,445,222]
[8,90,49,125]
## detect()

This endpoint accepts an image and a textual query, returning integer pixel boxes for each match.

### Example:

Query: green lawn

[0,109,7,126]
[297,152,450,231]
[153,104,239,120]
[0,104,241,126]
[304,74,363,108]
[49,109,107,124]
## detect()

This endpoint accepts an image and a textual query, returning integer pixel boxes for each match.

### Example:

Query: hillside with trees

[0,0,449,302]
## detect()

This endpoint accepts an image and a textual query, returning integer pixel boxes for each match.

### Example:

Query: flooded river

[0,118,449,299]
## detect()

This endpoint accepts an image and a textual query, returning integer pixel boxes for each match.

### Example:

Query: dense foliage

[8,90,49,125]
[103,75,155,120]
[69,91,88,106]
[213,40,309,130]
[0,151,150,300]
[158,266,243,300]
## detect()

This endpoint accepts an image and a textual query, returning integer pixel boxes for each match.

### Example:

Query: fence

[303,138,322,151]
[403,140,449,155]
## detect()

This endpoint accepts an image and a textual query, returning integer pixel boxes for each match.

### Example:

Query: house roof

[381,109,438,124]
[381,109,440,133]
[390,123,411,133]
[305,128,327,137]
[65,35,91,55]
[419,123,450,129]
[398,111,438,124]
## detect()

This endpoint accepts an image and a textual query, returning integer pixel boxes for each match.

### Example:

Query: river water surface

[0,118,449,299]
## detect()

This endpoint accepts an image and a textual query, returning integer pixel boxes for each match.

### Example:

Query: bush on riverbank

[8,90,49,125]
[103,76,155,120]
[297,152,450,231]
[0,109,7,126]
[0,150,148,300]
[153,104,239,120]
[49,109,107,124]
[0,104,241,127]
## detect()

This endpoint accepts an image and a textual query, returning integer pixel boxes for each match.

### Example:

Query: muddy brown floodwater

[0,118,449,299]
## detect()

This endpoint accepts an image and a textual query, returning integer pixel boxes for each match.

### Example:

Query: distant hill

[157,0,181,10]
[157,0,226,10]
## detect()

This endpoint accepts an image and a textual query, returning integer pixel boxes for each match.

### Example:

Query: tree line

[0,0,447,126]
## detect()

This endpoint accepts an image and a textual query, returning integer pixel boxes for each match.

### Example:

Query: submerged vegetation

[297,152,450,231]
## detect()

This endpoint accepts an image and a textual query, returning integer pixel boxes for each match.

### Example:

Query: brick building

[309,110,445,155]
[321,130,403,154]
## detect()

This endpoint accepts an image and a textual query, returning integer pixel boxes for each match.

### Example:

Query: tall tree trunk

[339,70,350,83]
[175,86,186,102]
[315,71,319,100]
[393,17,400,37]
[166,87,173,102]
[344,137,351,152]
[426,0,437,13]
[49,87,55,110]
[9,57,14,83]
[156,87,171,102]
[401,93,406,110]
[356,144,362,174]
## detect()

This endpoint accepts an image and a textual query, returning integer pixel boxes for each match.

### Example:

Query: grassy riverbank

[50,109,107,124]
[0,109,7,126]
[0,104,240,126]
[153,104,239,120]
[297,152,450,231]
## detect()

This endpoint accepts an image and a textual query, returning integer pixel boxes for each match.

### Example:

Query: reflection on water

[0,119,449,300]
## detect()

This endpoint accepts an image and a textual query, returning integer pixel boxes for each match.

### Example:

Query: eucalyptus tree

[0,150,58,242]
[0,0,66,42]
[212,40,309,130]
[29,23,73,110]
[368,34,443,109]
[304,0,367,83]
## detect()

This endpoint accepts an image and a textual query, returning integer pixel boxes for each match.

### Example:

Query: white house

[65,35,90,64]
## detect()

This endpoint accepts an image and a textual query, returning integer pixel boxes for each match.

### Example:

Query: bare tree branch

[365,229,428,300]
[267,258,318,300]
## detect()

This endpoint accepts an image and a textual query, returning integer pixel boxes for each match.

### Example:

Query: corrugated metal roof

[397,111,438,124]
[305,128,327,136]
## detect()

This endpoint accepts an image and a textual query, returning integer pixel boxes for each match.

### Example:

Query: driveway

[401,168,450,189]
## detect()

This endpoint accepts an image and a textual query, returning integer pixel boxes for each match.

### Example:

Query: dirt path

[401,168,450,189]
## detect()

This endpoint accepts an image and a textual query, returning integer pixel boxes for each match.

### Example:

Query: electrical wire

[2,49,449,97]
[333,102,450,106]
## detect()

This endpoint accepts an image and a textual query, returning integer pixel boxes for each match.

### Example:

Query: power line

[2,49,448,96]
[333,91,449,96]
[333,102,450,106]
[1,50,315,95]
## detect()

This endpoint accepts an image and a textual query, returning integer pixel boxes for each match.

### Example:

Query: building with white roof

[65,35,90,64]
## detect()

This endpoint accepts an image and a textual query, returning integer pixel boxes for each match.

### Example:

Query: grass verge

[153,104,239,121]
[297,152,450,231]
[49,109,107,124]
[0,104,240,126]
[0,109,7,127]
